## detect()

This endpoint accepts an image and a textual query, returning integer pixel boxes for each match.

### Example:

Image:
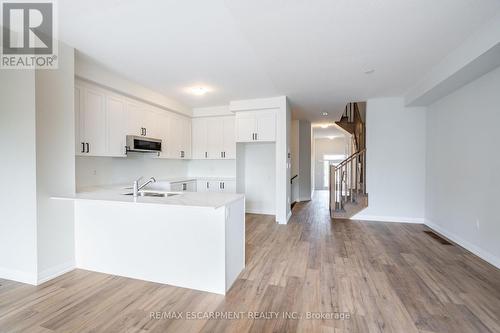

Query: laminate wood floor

[1,191,499,333]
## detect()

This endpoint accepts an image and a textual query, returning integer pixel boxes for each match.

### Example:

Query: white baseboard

[245,208,275,216]
[0,267,37,285]
[425,220,500,269]
[37,260,75,285]
[352,214,425,224]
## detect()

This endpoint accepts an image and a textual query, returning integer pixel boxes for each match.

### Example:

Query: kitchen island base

[74,197,245,295]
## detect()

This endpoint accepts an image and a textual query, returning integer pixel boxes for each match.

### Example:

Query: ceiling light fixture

[321,112,328,116]
[364,69,375,75]
[190,87,209,96]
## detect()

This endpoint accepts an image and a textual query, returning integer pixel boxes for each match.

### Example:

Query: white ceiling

[59,0,500,122]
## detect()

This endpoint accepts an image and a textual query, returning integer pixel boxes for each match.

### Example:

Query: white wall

[75,53,191,117]
[355,97,426,223]
[236,143,276,215]
[0,68,38,284]
[231,96,290,224]
[425,66,500,268]
[0,41,76,284]
[188,159,236,178]
[291,121,300,202]
[35,43,76,282]
[314,137,347,190]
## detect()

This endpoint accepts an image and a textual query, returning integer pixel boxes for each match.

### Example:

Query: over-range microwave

[126,135,162,153]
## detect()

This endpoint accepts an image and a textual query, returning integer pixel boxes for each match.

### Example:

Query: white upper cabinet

[192,118,207,159]
[167,113,191,159]
[191,116,235,159]
[106,95,127,156]
[207,117,224,159]
[75,80,191,159]
[79,87,106,156]
[235,110,276,142]
[222,116,236,159]
[235,112,256,142]
[126,102,144,137]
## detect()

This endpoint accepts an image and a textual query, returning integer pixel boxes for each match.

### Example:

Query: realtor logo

[1,0,58,69]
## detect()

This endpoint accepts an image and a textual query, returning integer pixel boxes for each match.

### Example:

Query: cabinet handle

[182,183,187,191]
[207,182,209,189]
[252,133,255,140]
[86,142,90,153]
[255,133,258,141]
[145,128,147,136]
[222,182,225,189]
[205,151,208,158]
[81,142,85,153]
[220,151,223,158]
[223,152,226,158]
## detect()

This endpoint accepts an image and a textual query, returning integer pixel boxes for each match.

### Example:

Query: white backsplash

[76,155,188,190]
[76,156,236,190]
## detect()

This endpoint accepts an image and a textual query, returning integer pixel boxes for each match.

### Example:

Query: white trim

[37,261,75,285]
[284,211,292,224]
[425,220,500,269]
[0,267,37,285]
[245,208,276,216]
[352,214,425,224]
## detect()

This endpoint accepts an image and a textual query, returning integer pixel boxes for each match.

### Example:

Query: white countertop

[53,185,244,209]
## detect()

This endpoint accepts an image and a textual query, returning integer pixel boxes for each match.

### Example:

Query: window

[323,154,345,188]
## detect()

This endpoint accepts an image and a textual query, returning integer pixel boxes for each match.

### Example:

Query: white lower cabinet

[196,179,236,193]
[170,180,197,192]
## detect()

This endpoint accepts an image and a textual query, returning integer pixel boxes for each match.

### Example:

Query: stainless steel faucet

[133,177,156,197]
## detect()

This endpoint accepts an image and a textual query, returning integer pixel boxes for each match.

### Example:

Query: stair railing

[329,149,366,214]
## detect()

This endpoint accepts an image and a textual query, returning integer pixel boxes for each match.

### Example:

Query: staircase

[329,102,368,219]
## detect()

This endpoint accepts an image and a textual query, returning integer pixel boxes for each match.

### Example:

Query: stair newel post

[350,158,354,203]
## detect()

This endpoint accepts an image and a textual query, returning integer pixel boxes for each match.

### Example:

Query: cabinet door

[191,118,207,159]
[222,116,236,159]
[83,88,106,156]
[221,180,236,193]
[75,86,85,156]
[170,182,183,192]
[180,116,192,159]
[106,95,127,156]
[155,112,170,158]
[255,110,276,142]
[126,102,143,136]
[208,181,222,192]
[186,181,197,192]
[207,117,224,159]
[143,109,161,138]
[197,180,210,192]
[235,112,256,142]
[167,115,181,158]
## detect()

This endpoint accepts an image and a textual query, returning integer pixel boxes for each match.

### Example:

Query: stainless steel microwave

[126,135,162,153]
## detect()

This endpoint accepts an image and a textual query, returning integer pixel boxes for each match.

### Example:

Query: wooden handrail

[335,149,366,170]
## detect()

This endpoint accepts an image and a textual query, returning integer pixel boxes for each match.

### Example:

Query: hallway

[1,191,499,332]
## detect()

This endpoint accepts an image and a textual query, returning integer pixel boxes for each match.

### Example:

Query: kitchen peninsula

[55,186,245,295]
